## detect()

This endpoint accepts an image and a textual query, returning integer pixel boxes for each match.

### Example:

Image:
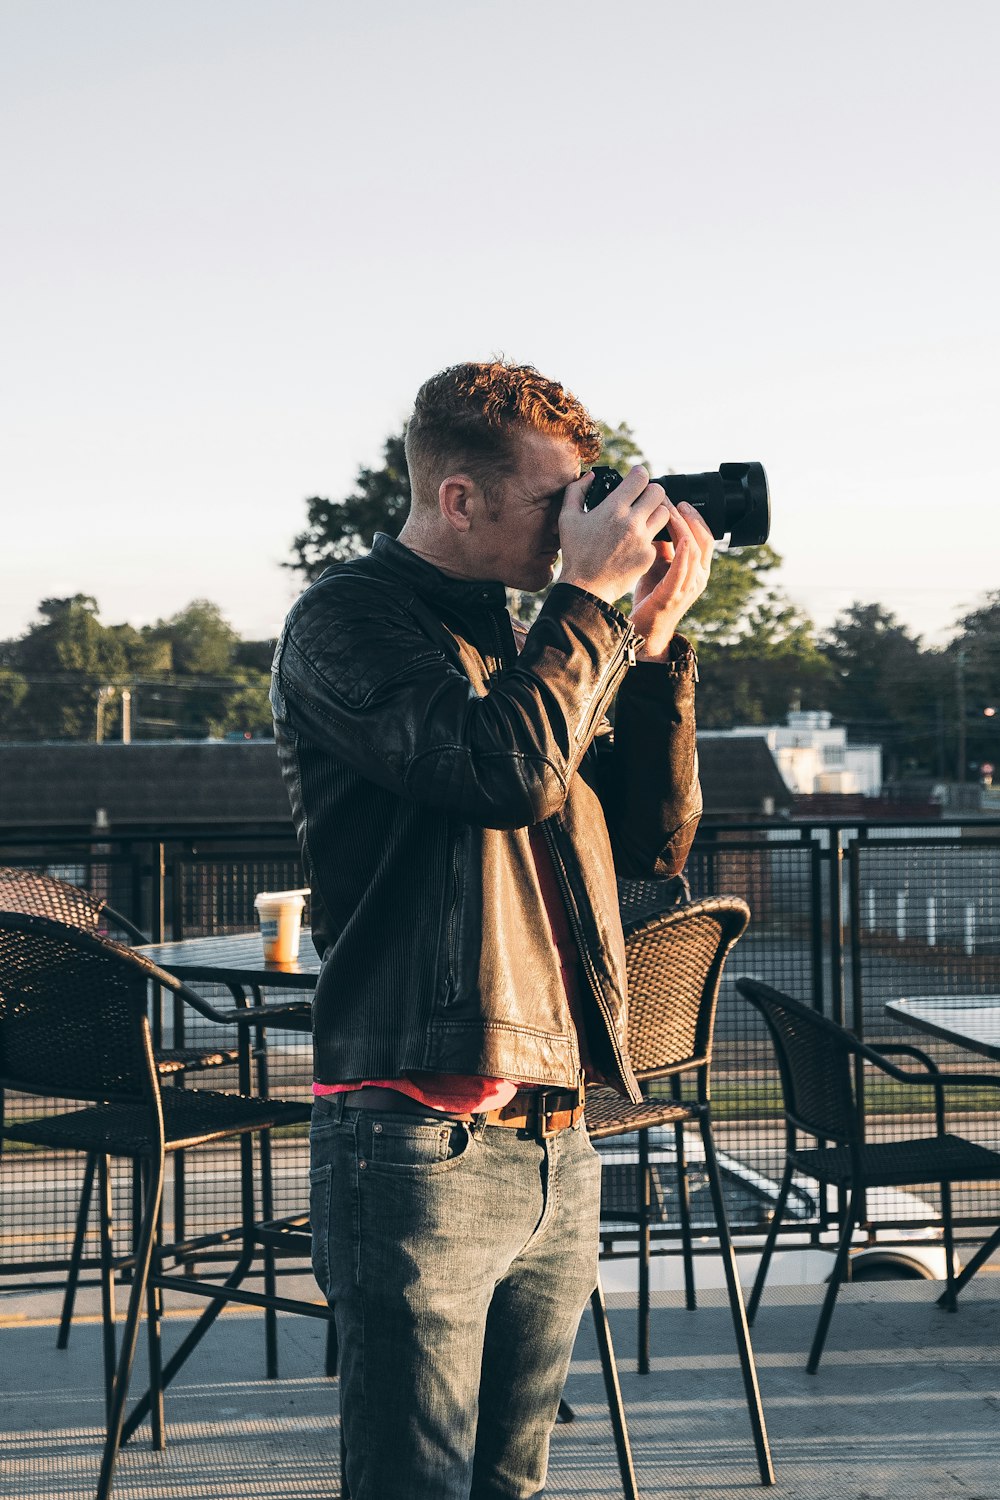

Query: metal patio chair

[585,893,774,1487]
[735,977,1000,1373]
[0,911,318,1500]
[0,866,241,1343]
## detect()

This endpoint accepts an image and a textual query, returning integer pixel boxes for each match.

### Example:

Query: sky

[3,0,998,650]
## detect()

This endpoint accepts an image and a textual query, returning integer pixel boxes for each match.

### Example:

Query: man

[271,360,714,1499]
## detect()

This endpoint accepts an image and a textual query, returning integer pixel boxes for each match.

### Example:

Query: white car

[595,1127,953,1296]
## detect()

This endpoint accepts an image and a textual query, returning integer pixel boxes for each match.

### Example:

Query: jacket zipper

[576,634,635,752]
[541,819,633,1092]
[489,611,505,683]
[487,602,633,1087]
[443,834,462,1002]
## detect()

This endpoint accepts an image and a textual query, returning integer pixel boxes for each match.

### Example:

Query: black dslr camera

[585,462,770,546]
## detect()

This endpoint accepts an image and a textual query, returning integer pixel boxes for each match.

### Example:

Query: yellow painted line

[0,1304,278,1329]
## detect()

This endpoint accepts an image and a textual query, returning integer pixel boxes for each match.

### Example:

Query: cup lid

[254,888,309,906]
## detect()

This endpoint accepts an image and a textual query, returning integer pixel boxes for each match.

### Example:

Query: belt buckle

[537,1091,559,1140]
[537,1089,577,1139]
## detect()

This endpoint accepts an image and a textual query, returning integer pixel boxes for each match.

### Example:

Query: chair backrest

[735,978,860,1144]
[0,912,156,1105]
[0,867,106,930]
[622,895,750,1077]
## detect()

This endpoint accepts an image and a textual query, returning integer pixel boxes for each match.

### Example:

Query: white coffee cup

[254,888,308,963]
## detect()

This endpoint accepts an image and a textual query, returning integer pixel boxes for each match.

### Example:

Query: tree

[820,603,943,778]
[0,596,274,743]
[596,420,649,475]
[144,601,265,739]
[10,595,137,739]
[0,667,27,722]
[688,554,833,728]
[150,600,241,677]
[944,590,1000,777]
[288,432,411,583]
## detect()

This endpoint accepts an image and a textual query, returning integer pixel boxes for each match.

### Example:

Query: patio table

[885,993,1000,1297]
[136,931,317,1098]
[137,930,319,1008]
[884,995,1000,1064]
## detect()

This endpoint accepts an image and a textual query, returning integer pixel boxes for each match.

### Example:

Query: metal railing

[1,816,998,1282]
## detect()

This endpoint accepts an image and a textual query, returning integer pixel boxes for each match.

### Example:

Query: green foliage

[12,596,135,739]
[821,603,946,777]
[149,600,241,677]
[0,597,272,742]
[596,420,649,475]
[688,549,833,727]
[288,431,411,584]
[943,590,1000,774]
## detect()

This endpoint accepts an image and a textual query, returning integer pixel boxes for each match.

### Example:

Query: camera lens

[585,463,770,546]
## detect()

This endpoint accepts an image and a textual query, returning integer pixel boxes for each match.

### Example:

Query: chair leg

[121,1131,258,1446]
[96,1152,164,1500]
[699,1117,775,1486]
[250,1005,281,1380]
[940,1221,1000,1304]
[806,1187,860,1376]
[746,1162,794,1326]
[58,1151,98,1349]
[259,1127,279,1379]
[672,1117,696,1312]
[96,1155,117,1418]
[143,1161,166,1450]
[939,1181,957,1312]
[637,1129,651,1374]
[590,1272,641,1500]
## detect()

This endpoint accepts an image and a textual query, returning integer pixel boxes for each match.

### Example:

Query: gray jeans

[309,1092,602,1500]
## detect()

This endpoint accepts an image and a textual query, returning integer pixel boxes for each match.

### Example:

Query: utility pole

[956,648,967,782]
[95,685,115,744]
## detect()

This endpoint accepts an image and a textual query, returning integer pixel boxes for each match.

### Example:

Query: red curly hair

[404,360,602,507]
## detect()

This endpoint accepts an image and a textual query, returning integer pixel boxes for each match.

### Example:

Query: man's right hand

[558,467,673,606]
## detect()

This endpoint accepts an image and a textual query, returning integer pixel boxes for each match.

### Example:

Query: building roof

[696,735,794,818]
[0,742,292,830]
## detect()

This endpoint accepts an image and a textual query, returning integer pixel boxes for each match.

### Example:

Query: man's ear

[438,473,479,533]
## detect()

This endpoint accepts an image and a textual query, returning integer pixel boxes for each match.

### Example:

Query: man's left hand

[630,501,715,662]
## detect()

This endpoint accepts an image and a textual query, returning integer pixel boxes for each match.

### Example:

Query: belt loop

[469,1112,488,1141]
[329,1090,346,1124]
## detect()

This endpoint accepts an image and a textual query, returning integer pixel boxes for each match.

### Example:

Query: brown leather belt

[345,1085,585,1139]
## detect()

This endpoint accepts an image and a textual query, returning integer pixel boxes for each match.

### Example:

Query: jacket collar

[369,533,509,611]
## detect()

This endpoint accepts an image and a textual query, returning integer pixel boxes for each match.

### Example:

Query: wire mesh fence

[1,819,998,1286]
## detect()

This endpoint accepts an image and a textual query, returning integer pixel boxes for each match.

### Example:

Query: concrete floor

[1,1274,998,1500]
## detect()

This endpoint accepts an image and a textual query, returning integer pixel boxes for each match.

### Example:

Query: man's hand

[559,467,672,606]
[631,501,714,661]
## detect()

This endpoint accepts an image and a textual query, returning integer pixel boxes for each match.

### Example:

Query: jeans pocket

[366,1116,472,1172]
[309,1161,333,1300]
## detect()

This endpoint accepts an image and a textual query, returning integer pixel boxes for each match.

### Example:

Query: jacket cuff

[631,632,698,681]
[545,582,634,639]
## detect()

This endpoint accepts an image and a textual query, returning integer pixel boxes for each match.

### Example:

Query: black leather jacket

[270,534,701,1102]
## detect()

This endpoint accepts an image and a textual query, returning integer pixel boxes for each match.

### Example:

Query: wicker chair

[0,866,243,1344]
[585,892,774,1487]
[735,977,1000,1373]
[0,911,316,1500]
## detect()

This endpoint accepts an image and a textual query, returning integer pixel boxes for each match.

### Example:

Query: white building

[700,711,882,797]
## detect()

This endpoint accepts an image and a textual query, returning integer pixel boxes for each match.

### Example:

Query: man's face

[471,430,581,591]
